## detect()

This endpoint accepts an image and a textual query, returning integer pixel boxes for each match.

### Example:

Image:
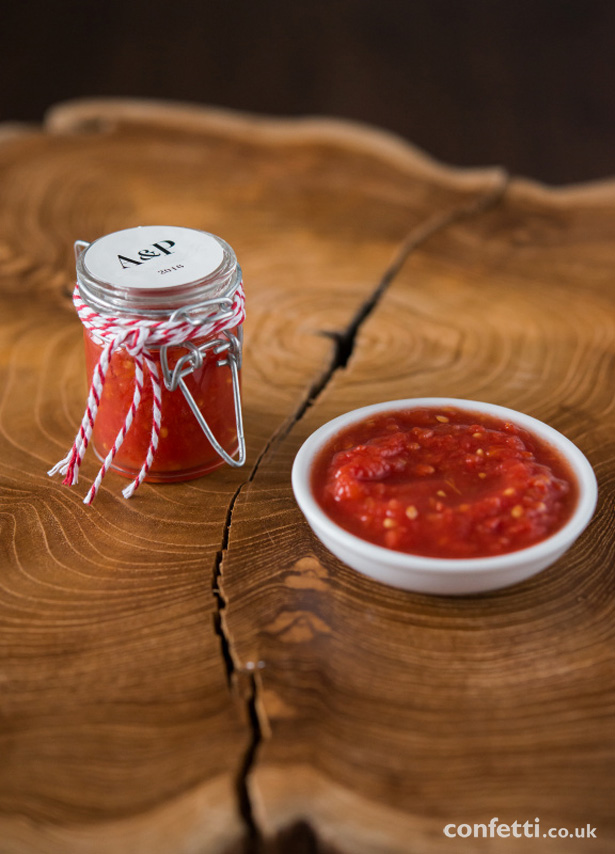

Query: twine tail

[48,339,114,487]
[84,345,146,504]
[47,454,72,478]
[122,353,162,499]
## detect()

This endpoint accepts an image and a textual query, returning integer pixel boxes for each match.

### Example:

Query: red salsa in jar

[55,225,247,500]
[84,327,240,482]
[311,407,578,559]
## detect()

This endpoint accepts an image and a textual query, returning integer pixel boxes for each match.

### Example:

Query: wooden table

[1,99,613,854]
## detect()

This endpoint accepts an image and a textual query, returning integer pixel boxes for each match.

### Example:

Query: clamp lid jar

[50,225,246,504]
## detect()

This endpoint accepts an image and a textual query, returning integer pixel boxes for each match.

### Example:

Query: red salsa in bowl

[311,406,578,559]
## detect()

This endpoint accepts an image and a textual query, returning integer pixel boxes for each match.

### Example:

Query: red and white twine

[49,282,246,504]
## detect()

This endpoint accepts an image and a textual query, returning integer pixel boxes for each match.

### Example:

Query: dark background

[3,0,615,185]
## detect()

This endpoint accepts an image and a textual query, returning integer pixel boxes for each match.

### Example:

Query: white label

[83,226,225,290]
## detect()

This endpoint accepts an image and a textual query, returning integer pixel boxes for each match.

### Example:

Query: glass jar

[75,225,245,484]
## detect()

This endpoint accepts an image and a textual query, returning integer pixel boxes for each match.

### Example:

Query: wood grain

[220,176,615,849]
[0,99,504,852]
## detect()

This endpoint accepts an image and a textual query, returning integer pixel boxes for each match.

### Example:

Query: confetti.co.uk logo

[443,817,597,840]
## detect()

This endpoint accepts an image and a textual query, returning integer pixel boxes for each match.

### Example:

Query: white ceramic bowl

[292,398,598,595]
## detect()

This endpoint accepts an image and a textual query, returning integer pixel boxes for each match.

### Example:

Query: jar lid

[76,226,240,316]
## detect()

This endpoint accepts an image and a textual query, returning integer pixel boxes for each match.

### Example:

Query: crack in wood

[236,673,264,847]
[250,170,511,468]
[212,483,263,843]
[212,171,509,850]
[330,177,510,370]
[213,483,243,688]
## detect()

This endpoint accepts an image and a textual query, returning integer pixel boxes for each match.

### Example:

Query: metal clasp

[160,325,246,468]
